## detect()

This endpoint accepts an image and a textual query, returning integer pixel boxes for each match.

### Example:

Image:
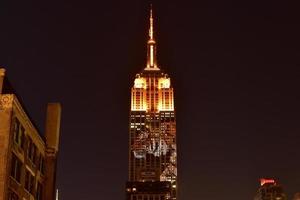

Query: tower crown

[145,6,159,70]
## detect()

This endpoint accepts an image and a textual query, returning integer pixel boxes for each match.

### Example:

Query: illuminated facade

[126,8,177,200]
[0,68,61,200]
[254,178,287,200]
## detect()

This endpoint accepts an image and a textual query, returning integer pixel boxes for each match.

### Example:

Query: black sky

[1,1,300,200]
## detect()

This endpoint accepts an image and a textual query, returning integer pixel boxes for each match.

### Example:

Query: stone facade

[0,68,61,200]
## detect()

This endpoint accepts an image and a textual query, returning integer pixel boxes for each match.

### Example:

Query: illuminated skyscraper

[254,178,287,200]
[125,8,177,200]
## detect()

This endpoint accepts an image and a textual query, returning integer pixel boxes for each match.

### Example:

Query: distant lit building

[254,178,287,200]
[0,68,61,200]
[293,193,300,200]
[125,7,177,200]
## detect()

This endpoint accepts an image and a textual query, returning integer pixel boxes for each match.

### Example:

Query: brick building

[0,68,61,200]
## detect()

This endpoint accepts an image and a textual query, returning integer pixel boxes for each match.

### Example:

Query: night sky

[1,1,300,200]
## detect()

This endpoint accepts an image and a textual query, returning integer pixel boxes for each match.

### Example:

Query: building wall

[0,94,47,200]
[0,94,14,200]
[0,69,61,200]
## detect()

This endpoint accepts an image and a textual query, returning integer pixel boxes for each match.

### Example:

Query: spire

[146,5,159,70]
[149,5,154,40]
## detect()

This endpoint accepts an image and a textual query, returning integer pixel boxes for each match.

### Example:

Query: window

[27,139,31,158]
[10,154,22,183]
[25,170,34,194]
[38,154,45,174]
[27,138,37,164]
[36,182,43,200]
[13,118,25,149]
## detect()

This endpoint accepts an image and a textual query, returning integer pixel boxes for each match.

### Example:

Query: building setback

[125,8,177,200]
[0,68,61,200]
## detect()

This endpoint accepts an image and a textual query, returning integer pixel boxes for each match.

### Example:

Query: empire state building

[126,8,177,200]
